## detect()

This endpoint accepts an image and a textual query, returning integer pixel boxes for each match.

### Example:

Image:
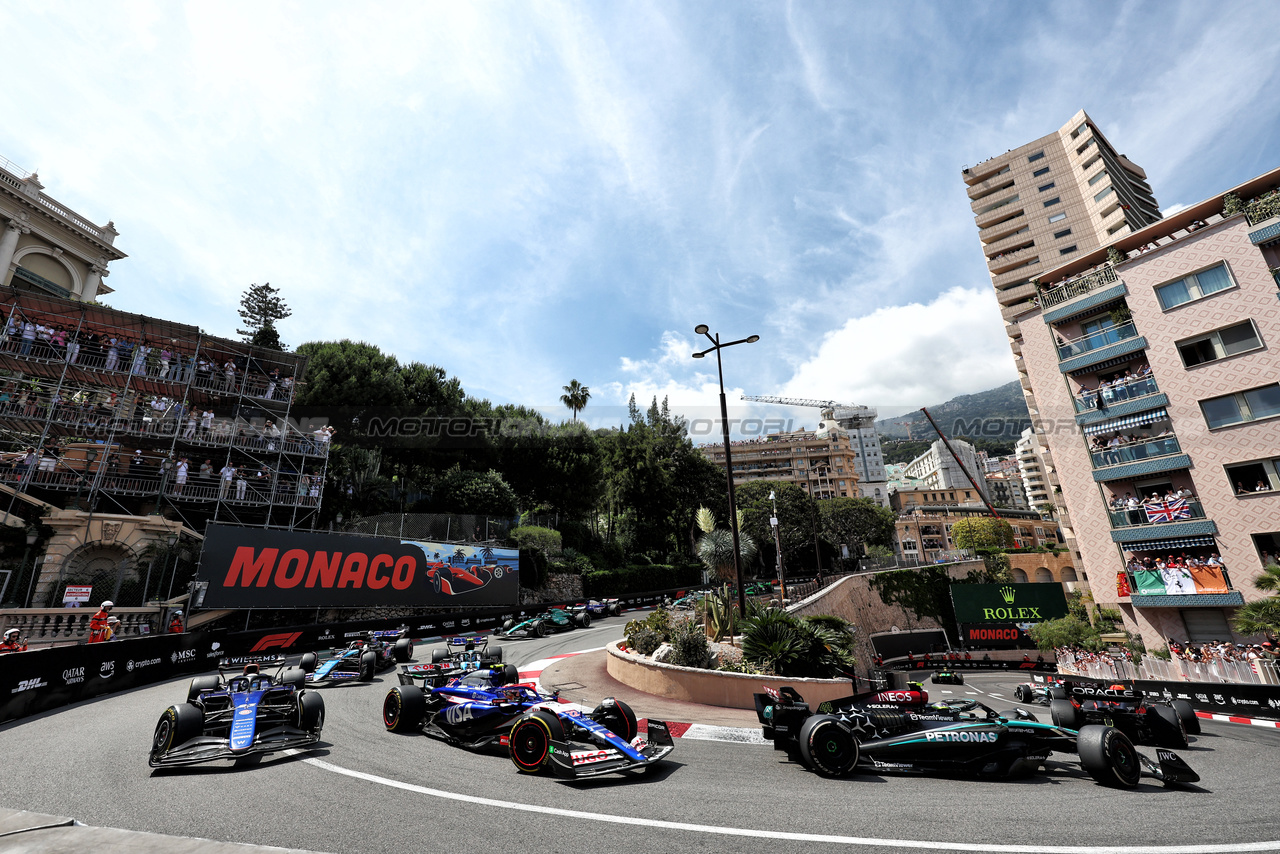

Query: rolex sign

[950,583,1068,624]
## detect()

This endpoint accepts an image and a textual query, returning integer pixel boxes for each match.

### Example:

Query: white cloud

[782,287,1018,414]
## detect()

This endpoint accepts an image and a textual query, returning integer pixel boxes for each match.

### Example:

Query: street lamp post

[20,525,41,608]
[692,324,759,618]
[769,490,786,605]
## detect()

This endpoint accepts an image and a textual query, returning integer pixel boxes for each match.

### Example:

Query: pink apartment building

[1007,168,1280,649]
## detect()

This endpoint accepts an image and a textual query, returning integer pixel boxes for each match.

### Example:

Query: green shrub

[628,627,663,656]
[509,525,562,556]
[668,616,711,668]
[581,564,703,597]
[624,609,672,655]
[740,608,856,678]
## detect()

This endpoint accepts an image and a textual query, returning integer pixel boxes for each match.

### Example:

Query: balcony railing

[1243,191,1280,225]
[1090,435,1182,468]
[1075,375,1159,412]
[0,466,323,508]
[1040,265,1119,309]
[1108,498,1206,529]
[1057,320,1137,360]
[1124,565,1233,597]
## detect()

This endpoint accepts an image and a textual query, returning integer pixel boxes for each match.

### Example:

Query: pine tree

[237,282,292,350]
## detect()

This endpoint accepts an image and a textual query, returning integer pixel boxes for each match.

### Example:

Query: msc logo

[999,586,1016,604]
[249,632,303,652]
[171,649,198,664]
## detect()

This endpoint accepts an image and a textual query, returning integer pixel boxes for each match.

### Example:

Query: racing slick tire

[1047,686,1068,701]
[1151,704,1189,749]
[186,675,221,705]
[1172,700,1200,735]
[394,637,414,663]
[359,651,377,681]
[1014,685,1031,703]
[591,698,638,742]
[510,709,565,774]
[383,685,427,732]
[502,619,515,632]
[431,647,450,664]
[281,667,306,690]
[482,644,503,664]
[575,612,591,629]
[1050,699,1082,731]
[1078,725,1141,788]
[533,620,548,638]
[299,652,319,673]
[499,664,520,685]
[152,703,203,757]
[609,602,622,616]
[797,715,860,778]
[298,690,325,731]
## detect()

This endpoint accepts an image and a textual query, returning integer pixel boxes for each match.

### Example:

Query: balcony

[1091,438,1189,483]
[965,166,1012,198]
[1040,265,1120,309]
[1057,320,1137,360]
[1123,566,1244,608]
[976,201,1025,230]
[1108,497,1211,530]
[980,212,1029,244]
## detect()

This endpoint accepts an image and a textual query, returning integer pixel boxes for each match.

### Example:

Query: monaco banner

[195,524,520,609]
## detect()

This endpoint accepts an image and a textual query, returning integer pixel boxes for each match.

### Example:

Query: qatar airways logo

[925,731,998,743]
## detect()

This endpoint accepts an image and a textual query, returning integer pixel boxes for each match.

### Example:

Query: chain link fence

[336,512,554,544]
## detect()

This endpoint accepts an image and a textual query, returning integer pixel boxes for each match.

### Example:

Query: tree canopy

[237,282,292,350]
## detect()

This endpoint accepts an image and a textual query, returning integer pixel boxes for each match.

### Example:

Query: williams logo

[999,586,1016,604]
[11,677,48,694]
[62,667,85,685]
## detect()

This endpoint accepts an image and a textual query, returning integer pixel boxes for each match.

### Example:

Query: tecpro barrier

[899,659,1058,673]
[0,631,227,724]
[1034,673,1280,721]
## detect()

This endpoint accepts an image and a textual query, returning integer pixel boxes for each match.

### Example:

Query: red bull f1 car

[149,656,324,768]
[383,663,674,777]
[300,629,413,684]
[755,686,1198,788]
[1046,679,1200,748]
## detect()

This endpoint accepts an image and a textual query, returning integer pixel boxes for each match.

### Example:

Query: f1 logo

[249,631,303,652]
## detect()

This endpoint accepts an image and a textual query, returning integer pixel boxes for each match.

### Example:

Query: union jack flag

[1144,498,1191,523]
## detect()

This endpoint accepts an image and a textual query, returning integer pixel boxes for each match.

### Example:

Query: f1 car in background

[755,688,1198,789]
[300,629,413,684]
[429,636,503,670]
[1013,677,1067,704]
[1047,679,1199,748]
[931,669,965,685]
[149,657,324,768]
[383,664,674,777]
[500,607,588,638]
[567,599,623,619]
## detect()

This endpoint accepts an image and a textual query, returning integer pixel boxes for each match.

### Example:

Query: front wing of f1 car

[149,724,321,768]
[538,712,675,778]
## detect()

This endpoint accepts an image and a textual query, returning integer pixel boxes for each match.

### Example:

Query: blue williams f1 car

[383,663,674,778]
[149,657,324,768]
[756,687,1198,789]
[300,629,413,684]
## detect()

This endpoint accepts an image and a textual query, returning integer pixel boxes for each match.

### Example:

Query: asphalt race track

[2,622,1280,854]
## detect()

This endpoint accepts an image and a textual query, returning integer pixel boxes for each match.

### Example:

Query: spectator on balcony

[131,341,150,375]
[1237,481,1250,495]
[199,459,213,482]
[200,409,215,437]
[219,463,236,499]
[223,358,238,391]
[196,357,212,386]
[158,347,173,379]
[183,411,197,439]
[19,320,35,356]
[235,465,248,500]
[1257,480,1271,492]
[265,368,280,400]
[174,457,189,495]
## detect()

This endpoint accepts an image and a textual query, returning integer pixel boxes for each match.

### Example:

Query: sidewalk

[538,649,761,729]
[0,808,330,854]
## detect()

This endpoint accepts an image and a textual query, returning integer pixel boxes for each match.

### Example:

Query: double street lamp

[692,324,759,617]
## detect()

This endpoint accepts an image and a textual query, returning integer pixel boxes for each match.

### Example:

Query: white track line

[298,755,1280,853]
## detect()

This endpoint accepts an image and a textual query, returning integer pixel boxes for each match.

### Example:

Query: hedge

[582,564,704,597]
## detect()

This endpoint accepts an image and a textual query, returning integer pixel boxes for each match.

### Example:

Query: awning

[1068,353,1143,376]
[1083,408,1168,435]
[1122,536,1217,552]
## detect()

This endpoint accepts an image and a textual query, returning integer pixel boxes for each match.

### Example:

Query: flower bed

[605,640,855,710]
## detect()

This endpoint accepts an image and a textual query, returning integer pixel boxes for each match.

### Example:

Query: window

[1089,169,1109,186]
[1059,245,1077,255]
[1156,263,1235,310]
[1053,228,1073,239]
[1048,212,1067,223]
[1094,186,1114,203]
[1201,384,1280,429]
[1076,138,1095,155]
[1038,182,1056,192]
[1225,458,1280,494]
[1043,197,1061,208]
[1032,167,1050,177]
[1178,321,1263,367]
[1028,151,1045,162]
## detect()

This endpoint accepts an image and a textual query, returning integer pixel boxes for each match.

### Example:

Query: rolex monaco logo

[1000,586,1016,604]
[982,586,1043,621]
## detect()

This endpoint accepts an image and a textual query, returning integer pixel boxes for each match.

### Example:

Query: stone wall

[1005,552,1080,584]
[519,572,583,605]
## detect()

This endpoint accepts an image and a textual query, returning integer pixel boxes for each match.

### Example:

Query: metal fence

[1058,649,1280,686]
[337,512,527,544]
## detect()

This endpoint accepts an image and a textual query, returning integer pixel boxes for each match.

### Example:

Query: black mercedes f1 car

[755,686,1198,788]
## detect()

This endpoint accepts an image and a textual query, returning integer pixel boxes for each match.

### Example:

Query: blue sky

[2,1,1278,431]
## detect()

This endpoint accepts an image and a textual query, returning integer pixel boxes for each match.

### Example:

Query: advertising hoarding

[950,582,1068,624]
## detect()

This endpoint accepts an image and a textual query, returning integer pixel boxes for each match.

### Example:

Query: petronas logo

[1000,586,1016,604]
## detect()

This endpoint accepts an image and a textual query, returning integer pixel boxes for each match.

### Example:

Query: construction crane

[740,395,877,426]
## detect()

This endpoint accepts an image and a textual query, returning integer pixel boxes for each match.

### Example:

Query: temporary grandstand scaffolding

[0,287,330,533]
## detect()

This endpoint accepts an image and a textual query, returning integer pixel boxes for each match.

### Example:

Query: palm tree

[1234,564,1280,639]
[561,380,590,422]
[694,507,756,582]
